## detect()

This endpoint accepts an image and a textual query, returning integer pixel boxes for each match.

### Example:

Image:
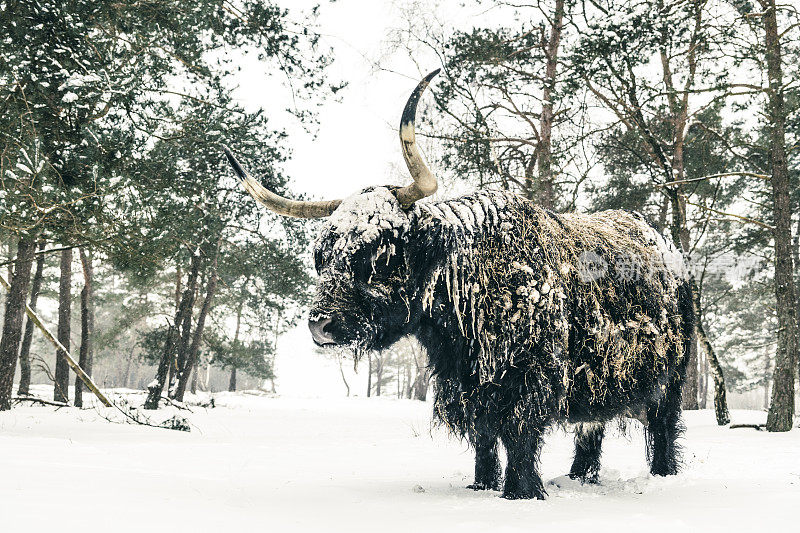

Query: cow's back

[421,192,693,429]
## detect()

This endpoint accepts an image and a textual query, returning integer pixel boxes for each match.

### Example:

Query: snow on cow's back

[635,215,689,282]
[625,211,690,282]
[420,190,519,235]
[419,190,688,283]
[560,208,689,283]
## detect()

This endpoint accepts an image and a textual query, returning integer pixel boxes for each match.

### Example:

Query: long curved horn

[223,145,341,219]
[396,69,440,208]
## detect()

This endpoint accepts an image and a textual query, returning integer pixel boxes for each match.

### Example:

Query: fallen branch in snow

[185,396,215,409]
[242,389,273,397]
[158,396,194,412]
[0,273,111,407]
[12,396,69,408]
[94,396,191,432]
[729,424,766,431]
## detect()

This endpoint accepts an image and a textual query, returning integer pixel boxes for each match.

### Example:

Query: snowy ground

[1,387,798,532]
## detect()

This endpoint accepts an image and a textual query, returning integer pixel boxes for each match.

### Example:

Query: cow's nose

[309,317,336,346]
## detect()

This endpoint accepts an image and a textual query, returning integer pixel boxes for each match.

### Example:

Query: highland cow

[223,70,693,500]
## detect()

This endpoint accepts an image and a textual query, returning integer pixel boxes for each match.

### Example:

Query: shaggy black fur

[310,187,693,500]
[468,430,502,491]
[569,423,605,483]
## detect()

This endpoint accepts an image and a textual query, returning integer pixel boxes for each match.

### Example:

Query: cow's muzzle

[309,317,337,346]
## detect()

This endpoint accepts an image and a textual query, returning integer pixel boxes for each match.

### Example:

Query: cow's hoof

[467,480,501,491]
[501,480,546,500]
[501,489,546,500]
[650,469,678,477]
[568,472,600,485]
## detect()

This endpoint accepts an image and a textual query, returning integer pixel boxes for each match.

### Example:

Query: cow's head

[224,70,440,351]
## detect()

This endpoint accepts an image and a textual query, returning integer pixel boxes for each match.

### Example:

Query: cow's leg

[569,422,604,483]
[646,378,684,476]
[500,424,546,500]
[467,431,501,490]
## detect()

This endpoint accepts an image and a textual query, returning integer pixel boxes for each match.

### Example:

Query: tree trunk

[367,353,372,397]
[763,348,772,410]
[668,189,699,410]
[404,362,412,399]
[682,325,699,409]
[658,195,669,230]
[53,248,72,404]
[397,359,401,398]
[692,281,730,424]
[170,251,201,397]
[697,347,707,409]
[762,0,798,432]
[535,0,565,210]
[144,325,176,410]
[2,238,15,314]
[174,266,217,402]
[409,341,429,401]
[657,2,703,410]
[123,350,133,389]
[144,251,201,409]
[227,286,246,394]
[269,308,280,394]
[793,216,800,379]
[229,367,237,392]
[190,364,198,395]
[338,355,350,397]
[702,351,710,409]
[74,248,95,407]
[375,354,383,397]
[412,368,429,401]
[17,241,45,396]
[0,236,36,410]
[175,264,182,310]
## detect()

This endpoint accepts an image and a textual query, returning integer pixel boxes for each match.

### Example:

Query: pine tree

[1,0,335,406]
[569,0,740,419]
[396,1,577,207]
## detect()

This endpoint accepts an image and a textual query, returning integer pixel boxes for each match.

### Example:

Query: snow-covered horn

[223,145,341,219]
[395,69,440,208]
